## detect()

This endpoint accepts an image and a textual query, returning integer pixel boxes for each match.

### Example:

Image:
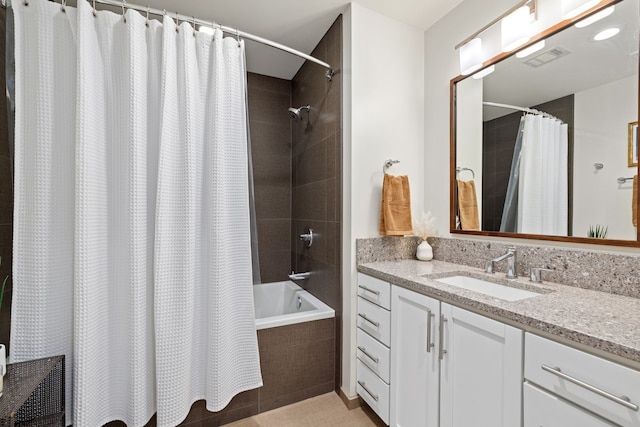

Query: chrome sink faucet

[485,246,518,279]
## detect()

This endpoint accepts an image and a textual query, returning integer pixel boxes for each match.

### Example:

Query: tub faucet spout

[485,246,518,279]
[289,271,311,281]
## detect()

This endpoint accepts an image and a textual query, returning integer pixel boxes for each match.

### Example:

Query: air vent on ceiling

[523,47,571,68]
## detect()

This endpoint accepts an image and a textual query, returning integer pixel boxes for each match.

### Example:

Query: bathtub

[253,281,335,330]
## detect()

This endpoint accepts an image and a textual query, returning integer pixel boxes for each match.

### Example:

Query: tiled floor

[225,392,385,427]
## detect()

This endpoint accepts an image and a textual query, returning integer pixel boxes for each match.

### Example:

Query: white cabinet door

[390,286,440,427]
[440,303,523,427]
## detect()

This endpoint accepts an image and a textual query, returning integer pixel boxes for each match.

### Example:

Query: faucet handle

[530,267,553,283]
[485,260,495,274]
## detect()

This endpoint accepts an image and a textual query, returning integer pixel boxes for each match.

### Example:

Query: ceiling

[136,0,463,79]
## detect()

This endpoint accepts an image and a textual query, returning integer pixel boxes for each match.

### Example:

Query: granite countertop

[358,259,640,367]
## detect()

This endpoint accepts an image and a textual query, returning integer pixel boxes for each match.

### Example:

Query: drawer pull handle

[358,313,380,328]
[358,380,379,401]
[357,346,379,364]
[439,315,448,360]
[358,285,380,296]
[426,309,435,353]
[541,365,639,412]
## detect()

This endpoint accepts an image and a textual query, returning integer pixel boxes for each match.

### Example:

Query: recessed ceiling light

[575,6,615,28]
[472,65,495,80]
[594,27,620,41]
[516,40,546,58]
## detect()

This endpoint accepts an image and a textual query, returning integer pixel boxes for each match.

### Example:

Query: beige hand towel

[457,179,480,231]
[379,174,413,236]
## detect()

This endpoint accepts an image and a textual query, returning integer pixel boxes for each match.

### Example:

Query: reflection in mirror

[454,0,639,242]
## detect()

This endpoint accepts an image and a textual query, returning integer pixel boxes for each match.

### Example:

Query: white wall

[424,0,517,237]
[342,1,425,397]
[573,75,638,240]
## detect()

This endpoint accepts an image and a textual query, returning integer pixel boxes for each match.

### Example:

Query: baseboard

[338,387,363,410]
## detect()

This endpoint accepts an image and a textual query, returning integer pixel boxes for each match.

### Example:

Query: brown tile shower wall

[291,16,343,389]
[0,6,14,354]
[247,73,293,283]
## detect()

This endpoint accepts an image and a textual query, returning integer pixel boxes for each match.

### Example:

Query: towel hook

[383,159,400,173]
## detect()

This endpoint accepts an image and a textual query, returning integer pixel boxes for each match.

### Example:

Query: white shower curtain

[517,114,569,235]
[10,0,262,426]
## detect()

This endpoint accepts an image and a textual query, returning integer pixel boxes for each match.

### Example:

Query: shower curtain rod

[6,0,335,81]
[483,101,562,122]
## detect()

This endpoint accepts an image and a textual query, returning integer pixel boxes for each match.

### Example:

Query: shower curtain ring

[122,0,127,22]
[92,0,96,16]
[145,6,149,26]
[176,11,180,33]
[61,0,66,13]
[23,0,28,6]
[193,16,197,37]
[236,28,241,46]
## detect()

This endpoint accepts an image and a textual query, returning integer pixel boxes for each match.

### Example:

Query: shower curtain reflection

[500,113,568,235]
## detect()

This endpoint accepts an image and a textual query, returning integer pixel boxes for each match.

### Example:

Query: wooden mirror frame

[449,0,640,248]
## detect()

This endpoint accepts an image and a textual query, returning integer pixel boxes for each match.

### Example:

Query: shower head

[288,105,310,121]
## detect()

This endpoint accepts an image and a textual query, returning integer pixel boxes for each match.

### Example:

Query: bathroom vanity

[355,260,640,427]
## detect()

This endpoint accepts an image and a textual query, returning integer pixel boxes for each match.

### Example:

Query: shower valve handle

[299,229,314,248]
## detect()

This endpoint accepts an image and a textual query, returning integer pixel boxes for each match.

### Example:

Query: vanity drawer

[357,359,390,424]
[357,328,390,384]
[525,333,640,426]
[357,297,391,346]
[524,382,616,426]
[358,273,391,310]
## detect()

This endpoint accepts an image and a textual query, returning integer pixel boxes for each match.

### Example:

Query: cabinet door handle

[357,346,379,364]
[358,380,379,401]
[439,315,448,360]
[426,309,435,353]
[358,285,380,296]
[358,313,380,328]
[541,365,639,412]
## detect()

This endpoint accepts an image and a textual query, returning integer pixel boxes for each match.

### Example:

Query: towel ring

[383,159,400,173]
[456,167,475,179]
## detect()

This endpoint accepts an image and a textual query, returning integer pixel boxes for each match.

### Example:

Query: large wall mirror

[451,0,640,246]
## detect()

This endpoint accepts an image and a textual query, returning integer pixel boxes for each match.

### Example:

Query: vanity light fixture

[501,6,531,52]
[516,40,546,58]
[561,0,600,20]
[594,27,620,41]
[459,38,484,75]
[455,0,537,76]
[472,65,495,80]
[574,5,615,28]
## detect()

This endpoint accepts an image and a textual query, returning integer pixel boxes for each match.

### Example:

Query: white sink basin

[435,275,540,301]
